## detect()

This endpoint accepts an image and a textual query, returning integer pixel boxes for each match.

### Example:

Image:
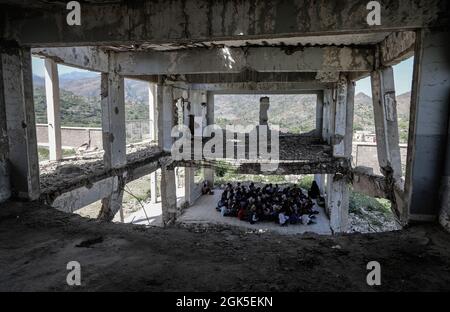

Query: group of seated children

[216,181,323,226]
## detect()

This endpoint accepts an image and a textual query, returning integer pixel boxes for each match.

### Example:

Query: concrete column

[148,83,158,143]
[160,166,177,226]
[203,91,215,186]
[326,76,354,233]
[184,167,195,205]
[316,91,324,137]
[333,75,348,157]
[0,48,40,200]
[324,89,335,145]
[315,90,327,194]
[439,111,450,231]
[370,67,402,180]
[0,57,10,202]
[328,174,350,233]
[44,59,62,161]
[182,96,195,206]
[157,84,174,152]
[406,29,450,223]
[149,83,159,205]
[98,72,126,221]
[150,171,158,204]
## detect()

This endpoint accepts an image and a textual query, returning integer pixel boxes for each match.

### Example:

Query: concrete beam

[405,29,450,222]
[184,72,324,84]
[44,59,62,161]
[190,82,331,92]
[3,0,448,46]
[52,176,119,213]
[379,31,415,67]
[32,47,109,73]
[1,47,40,200]
[115,46,374,76]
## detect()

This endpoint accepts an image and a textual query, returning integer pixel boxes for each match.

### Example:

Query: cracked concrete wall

[2,0,448,46]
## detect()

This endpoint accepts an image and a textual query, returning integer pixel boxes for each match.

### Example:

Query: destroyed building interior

[0,0,449,291]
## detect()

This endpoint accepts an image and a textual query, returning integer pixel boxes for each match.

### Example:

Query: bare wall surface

[407,30,450,217]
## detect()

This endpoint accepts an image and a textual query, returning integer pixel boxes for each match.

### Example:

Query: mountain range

[32,72,411,142]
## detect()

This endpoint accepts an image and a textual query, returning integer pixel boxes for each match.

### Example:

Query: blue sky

[33,56,414,95]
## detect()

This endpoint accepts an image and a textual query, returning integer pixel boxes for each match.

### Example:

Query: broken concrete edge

[171,158,352,175]
[39,152,171,206]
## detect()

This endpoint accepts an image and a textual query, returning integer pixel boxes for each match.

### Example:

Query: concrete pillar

[0,48,40,200]
[157,84,174,152]
[314,90,330,194]
[44,59,62,161]
[327,75,354,233]
[0,56,10,202]
[148,83,159,205]
[370,67,402,180]
[316,91,324,137]
[98,72,126,221]
[182,96,195,205]
[333,75,348,157]
[156,82,177,223]
[184,167,195,205]
[149,83,157,143]
[406,29,450,223]
[150,171,158,204]
[203,91,215,186]
[160,166,177,226]
[439,111,450,231]
[322,89,333,143]
[328,174,350,233]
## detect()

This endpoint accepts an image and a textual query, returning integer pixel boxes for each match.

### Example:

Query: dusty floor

[1,200,450,291]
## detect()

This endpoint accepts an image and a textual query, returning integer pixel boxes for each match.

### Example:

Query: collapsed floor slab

[39,144,170,209]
